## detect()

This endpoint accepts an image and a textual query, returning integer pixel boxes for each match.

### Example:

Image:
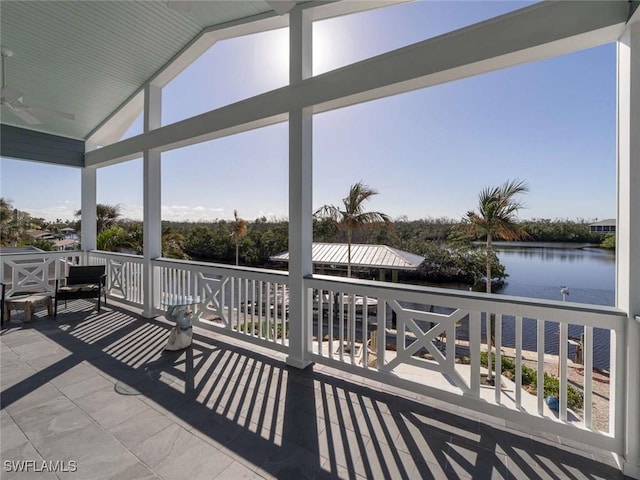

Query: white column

[286,7,313,369]
[80,166,97,254]
[142,84,162,317]
[617,19,640,479]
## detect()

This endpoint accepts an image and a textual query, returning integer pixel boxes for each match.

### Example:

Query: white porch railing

[87,251,144,308]
[152,258,290,353]
[1,250,627,457]
[0,250,82,296]
[306,274,626,455]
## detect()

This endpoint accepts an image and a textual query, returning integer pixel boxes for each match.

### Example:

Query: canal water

[477,242,615,370]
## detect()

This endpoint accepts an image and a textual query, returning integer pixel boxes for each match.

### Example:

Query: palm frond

[314,204,342,221]
[466,179,529,242]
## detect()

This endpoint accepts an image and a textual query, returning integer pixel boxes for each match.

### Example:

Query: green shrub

[235,320,288,338]
[479,352,583,409]
[541,373,584,411]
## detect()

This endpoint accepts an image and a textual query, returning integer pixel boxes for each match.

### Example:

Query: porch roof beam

[85,1,405,149]
[86,0,629,167]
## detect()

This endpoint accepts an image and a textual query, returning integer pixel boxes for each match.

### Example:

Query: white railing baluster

[470,312,481,396]
[274,283,280,343]
[495,314,502,404]
[279,283,284,343]
[273,283,279,341]
[515,316,523,410]
[242,278,247,334]
[265,282,271,341]
[258,280,263,337]
[318,289,323,356]
[584,325,593,429]
[398,305,405,359]
[446,312,455,375]
[559,321,568,421]
[251,279,256,337]
[612,326,625,439]
[230,276,235,330]
[328,291,334,360]
[349,294,356,364]
[537,319,546,415]
[376,299,386,370]
[339,292,345,362]
[363,295,369,369]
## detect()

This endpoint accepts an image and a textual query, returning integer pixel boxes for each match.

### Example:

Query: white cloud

[159,205,226,221]
[23,204,78,222]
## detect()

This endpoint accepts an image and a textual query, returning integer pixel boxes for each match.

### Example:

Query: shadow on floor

[1,301,626,479]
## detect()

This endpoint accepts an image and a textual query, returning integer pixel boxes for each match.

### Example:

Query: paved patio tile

[56,372,114,400]
[0,348,21,364]
[0,363,38,391]
[1,304,632,480]
[224,428,282,471]
[36,421,141,480]
[217,460,267,479]
[104,462,160,480]
[5,383,67,416]
[24,350,73,372]
[109,406,175,450]
[1,440,58,480]
[18,404,95,450]
[258,441,326,480]
[444,441,509,479]
[10,340,64,361]
[132,423,235,480]
[1,411,30,453]
[0,329,43,348]
[48,362,105,389]
[72,384,150,429]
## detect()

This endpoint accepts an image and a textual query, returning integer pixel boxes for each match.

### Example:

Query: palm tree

[466,179,529,381]
[230,210,248,265]
[0,197,21,247]
[75,203,122,234]
[315,182,391,277]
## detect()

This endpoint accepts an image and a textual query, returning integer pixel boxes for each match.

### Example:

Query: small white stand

[162,297,200,351]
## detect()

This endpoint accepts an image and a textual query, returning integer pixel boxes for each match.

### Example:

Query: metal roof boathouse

[271,243,425,280]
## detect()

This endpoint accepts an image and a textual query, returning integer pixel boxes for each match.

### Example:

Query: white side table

[162,295,201,351]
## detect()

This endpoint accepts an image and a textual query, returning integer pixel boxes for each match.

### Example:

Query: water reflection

[409,244,616,370]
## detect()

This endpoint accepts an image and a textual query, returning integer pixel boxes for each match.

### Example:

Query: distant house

[589,219,616,233]
[53,239,80,251]
[26,229,57,241]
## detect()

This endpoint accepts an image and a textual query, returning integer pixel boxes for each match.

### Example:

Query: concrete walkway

[0,300,628,479]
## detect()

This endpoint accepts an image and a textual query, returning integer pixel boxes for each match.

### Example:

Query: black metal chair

[1,283,5,324]
[54,265,107,317]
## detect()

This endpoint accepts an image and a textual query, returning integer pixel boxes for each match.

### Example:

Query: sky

[0,1,617,223]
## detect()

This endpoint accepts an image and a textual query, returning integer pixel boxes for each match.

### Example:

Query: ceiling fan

[1,48,75,125]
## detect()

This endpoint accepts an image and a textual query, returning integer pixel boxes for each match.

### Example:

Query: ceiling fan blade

[167,1,191,13]
[24,105,75,121]
[5,105,42,125]
[265,1,296,15]
[1,85,23,103]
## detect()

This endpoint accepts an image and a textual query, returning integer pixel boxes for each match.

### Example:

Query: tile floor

[0,300,628,479]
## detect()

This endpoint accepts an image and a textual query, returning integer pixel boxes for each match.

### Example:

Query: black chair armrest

[1,283,5,324]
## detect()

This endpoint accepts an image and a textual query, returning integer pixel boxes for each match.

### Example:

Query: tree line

[1,195,611,276]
